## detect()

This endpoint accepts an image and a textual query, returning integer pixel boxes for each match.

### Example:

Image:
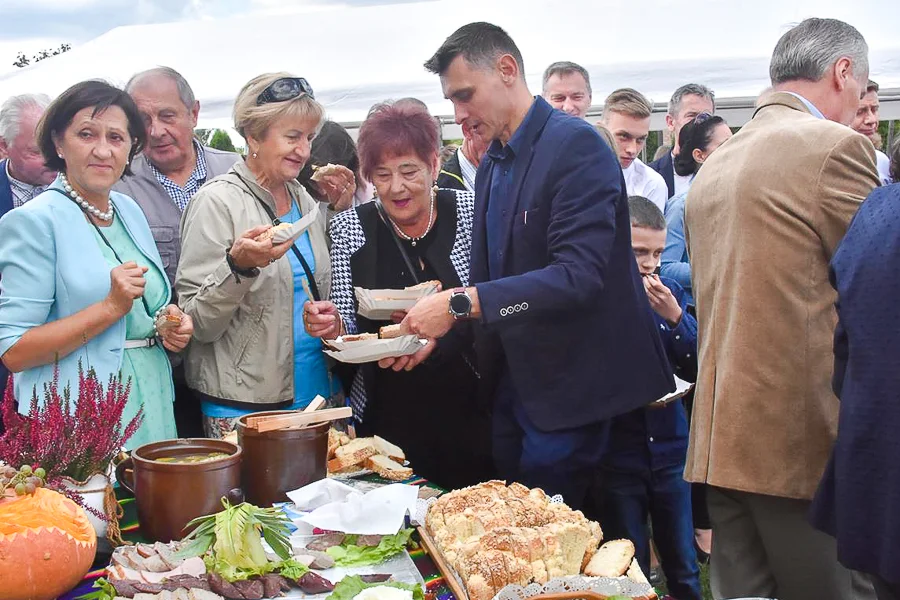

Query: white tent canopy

[0,0,898,136]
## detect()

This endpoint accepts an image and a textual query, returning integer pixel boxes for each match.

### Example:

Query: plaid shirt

[7,162,48,208]
[148,140,209,212]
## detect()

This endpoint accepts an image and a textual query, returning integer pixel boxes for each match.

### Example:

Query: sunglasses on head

[693,112,713,124]
[256,77,315,106]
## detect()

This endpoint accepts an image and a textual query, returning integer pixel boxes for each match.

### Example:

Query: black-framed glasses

[256,77,315,106]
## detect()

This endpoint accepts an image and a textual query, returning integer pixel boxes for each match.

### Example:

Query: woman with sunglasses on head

[303,101,494,490]
[0,80,194,447]
[175,73,356,438]
[660,113,732,307]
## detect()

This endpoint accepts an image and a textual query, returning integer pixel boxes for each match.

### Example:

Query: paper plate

[653,376,694,406]
[324,335,427,364]
[354,283,439,320]
[273,201,321,244]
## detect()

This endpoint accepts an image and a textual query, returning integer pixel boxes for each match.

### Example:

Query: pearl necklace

[60,174,114,222]
[391,188,435,247]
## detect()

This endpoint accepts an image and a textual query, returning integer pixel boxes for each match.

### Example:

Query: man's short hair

[867,80,879,94]
[125,66,197,110]
[0,93,51,143]
[769,18,868,85]
[628,196,666,230]
[542,61,592,96]
[424,22,524,77]
[667,83,715,117]
[603,88,653,120]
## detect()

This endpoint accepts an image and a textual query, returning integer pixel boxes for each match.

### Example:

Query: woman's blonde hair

[233,72,324,141]
[594,122,617,154]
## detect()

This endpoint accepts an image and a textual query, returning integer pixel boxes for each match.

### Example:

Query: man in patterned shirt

[0,94,56,218]
[114,67,240,439]
[114,67,240,288]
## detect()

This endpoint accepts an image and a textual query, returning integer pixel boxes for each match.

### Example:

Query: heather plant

[0,363,143,487]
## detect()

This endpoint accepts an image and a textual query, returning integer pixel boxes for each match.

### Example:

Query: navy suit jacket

[649,151,675,198]
[811,183,900,582]
[470,97,673,432]
[0,160,13,410]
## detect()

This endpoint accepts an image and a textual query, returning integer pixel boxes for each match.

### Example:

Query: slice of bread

[373,435,405,461]
[327,428,341,459]
[340,333,378,342]
[405,280,440,292]
[379,324,403,339]
[335,437,378,458]
[327,447,376,473]
[256,222,293,241]
[583,539,635,577]
[366,455,413,481]
[627,557,650,586]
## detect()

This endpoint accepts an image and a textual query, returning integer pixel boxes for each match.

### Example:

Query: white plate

[354,284,439,321]
[273,202,321,244]
[324,336,426,364]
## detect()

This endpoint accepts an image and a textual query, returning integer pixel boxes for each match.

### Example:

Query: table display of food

[2,386,660,600]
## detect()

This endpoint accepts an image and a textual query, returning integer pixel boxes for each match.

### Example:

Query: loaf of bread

[425,481,603,600]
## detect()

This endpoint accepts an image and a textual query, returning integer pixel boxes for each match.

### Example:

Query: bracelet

[152,307,166,338]
[225,246,260,282]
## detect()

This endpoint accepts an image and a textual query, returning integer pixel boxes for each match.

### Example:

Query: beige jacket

[176,160,331,405]
[684,93,880,500]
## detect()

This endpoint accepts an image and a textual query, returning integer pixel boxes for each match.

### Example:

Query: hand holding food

[304,300,343,339]
[311,163,356,211]
[157,304,193,353]
[229,226,294,270]
[642,274,682,326]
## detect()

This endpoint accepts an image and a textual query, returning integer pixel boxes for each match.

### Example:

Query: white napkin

[293,483,419,535]
[287,478,358,510]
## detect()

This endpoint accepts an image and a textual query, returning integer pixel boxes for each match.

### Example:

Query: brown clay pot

[116,438,241,542]
[236,411,328,507]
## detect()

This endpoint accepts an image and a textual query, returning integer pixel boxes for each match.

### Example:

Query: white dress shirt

[457,147,477,192]
[876,150,892,185]
[623,158,668,213]
[673,158,693,197]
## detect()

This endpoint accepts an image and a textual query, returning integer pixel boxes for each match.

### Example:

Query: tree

[208,129,236,153]
[13,43,71,68]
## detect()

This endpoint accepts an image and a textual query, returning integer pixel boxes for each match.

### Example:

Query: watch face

[449,292,471,315]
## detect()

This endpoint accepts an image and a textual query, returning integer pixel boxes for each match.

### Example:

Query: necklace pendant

[411,240,417,247]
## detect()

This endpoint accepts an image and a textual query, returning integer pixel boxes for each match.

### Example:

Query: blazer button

[675,335,681,340]
[236,376,243,385]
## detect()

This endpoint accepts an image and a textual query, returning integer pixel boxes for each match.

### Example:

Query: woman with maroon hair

[304,100,492,490]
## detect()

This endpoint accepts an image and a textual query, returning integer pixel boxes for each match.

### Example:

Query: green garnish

[179,497,298,582]
[325,529,414,566]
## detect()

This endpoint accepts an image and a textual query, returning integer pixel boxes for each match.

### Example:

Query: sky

[0,0,416,74]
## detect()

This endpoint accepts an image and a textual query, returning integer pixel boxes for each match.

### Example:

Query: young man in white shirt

[851,80,892,185]
[601,88,668,212]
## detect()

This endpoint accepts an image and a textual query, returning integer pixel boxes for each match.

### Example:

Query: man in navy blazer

[395,22,673,508]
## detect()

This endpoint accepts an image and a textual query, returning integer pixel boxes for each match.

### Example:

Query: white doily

[548,494,565,504]
[494,575,655,600]
[412,496,437,526]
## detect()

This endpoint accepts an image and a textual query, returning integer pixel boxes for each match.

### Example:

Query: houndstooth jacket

[328,188,475,420]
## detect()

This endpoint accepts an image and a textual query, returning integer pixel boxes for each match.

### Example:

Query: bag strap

[230,172,321,302]
[374,199,420,286]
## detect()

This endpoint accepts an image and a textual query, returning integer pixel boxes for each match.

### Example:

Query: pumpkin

[0,487,97,600]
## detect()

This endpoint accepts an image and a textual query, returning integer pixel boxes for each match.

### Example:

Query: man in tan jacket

[684,18,880,600]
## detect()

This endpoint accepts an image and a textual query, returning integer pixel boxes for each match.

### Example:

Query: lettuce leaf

[325,529,414,566]
[74,578,117,600]
[327,575,424,600]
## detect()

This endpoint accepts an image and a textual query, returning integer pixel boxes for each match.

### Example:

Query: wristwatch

[448,288,473,320]
[226,246,260,283]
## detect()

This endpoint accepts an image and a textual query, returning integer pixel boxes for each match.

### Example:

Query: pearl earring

[251,152,258,159]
